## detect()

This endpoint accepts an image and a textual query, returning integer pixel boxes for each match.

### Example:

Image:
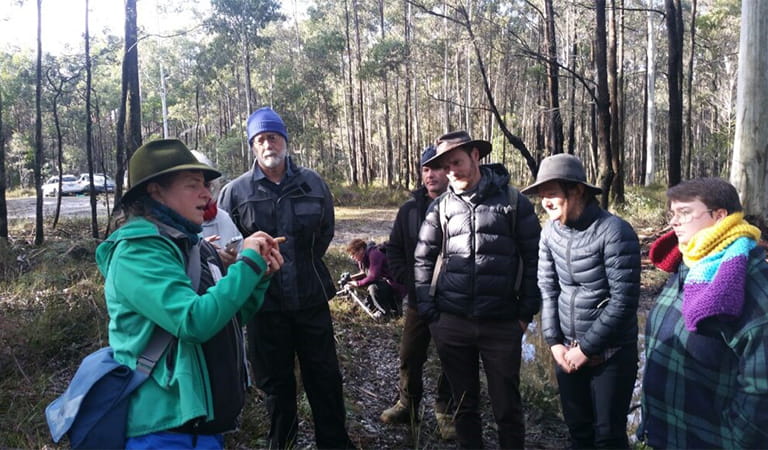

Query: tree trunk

[0,88,7,239]
[34,0,44,245]
[343,0,358,185]
[595,0,614,208]
[85,0,99,238]
[730,0,768,219]
[353,0,368,185]
[378,0,394,187]
[544,0,564,155]
[666,0,684,187]
[684,0,698,179]
[116,0,141,206]
[609,0,625,204]
[644,1,657,186]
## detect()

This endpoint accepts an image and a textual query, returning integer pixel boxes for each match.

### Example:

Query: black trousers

[555,344,638,449]
[247,302,354,449]
[430,313,525,449]
[398,305,453,412]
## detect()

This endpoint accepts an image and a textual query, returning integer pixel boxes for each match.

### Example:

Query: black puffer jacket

[538,200,640,357]
[414,164,541,322]
[387,186,434,306]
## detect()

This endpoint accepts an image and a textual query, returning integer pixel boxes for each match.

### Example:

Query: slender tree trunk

[378,0,394,187]
[595,0,614,207]
[343,0,358,185]
[609,0,625,204]
[85,0,98,237]
[730,0,768,218]
[0,87,8,239]
[645,1,657,186]
[684,0,698,179]
[34,0,44,245]
[544,0,564,155]
[404,0,414,188]
[116,0,141,206]
[352,0,368,185]
[666,0,684,187]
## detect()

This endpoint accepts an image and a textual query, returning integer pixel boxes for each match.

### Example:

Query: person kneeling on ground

[345,238,406,319]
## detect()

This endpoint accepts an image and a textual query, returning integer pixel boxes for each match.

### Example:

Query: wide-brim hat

[423,130,492,167]
[122,139,221,205]
[521,153,602,195]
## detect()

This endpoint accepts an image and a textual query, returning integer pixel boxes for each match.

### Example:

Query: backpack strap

[137,240,201,376]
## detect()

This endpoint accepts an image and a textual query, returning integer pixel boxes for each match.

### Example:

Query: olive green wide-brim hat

[122,138,221,205]
[521,153,602,195]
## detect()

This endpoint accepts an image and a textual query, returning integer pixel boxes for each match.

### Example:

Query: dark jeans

[247,302,354,449]
[555,344,638,449]
[398,305,453,412]
[430,313,525,449]
[368,280,401,316]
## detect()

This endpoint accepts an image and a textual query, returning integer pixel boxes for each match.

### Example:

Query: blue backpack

[45,242,201,449]
[45,329,173,449]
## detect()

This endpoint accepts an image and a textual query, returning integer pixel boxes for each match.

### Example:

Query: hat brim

[521,176,603,196]
[121,163,221,205]
[424,139,492,167]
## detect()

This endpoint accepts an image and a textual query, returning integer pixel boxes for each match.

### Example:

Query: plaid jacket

[640,246,768,448]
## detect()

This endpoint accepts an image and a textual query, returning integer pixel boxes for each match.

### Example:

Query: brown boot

[380,400,418,424]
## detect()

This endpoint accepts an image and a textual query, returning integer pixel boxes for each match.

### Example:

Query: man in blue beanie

[381,145,455,438]
[218,107,354,449]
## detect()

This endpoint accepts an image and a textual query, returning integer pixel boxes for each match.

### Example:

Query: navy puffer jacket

[538,200,640,357]
[414,164,541,322]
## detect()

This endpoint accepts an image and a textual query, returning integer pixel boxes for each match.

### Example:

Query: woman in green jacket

[96,139,283,449]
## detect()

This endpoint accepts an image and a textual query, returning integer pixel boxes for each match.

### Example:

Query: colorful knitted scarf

[679,212,761,331]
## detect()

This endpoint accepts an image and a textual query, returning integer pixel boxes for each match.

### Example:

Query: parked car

[42,174,83,197]
[76,173,116,194]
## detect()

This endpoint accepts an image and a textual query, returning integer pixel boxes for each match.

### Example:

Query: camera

[337,272,351,288]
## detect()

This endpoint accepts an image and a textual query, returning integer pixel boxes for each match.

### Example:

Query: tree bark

[0,88,7,240]
[730,0,768,218]
[544,0,564,155]
[116,0,141,206]
[644,1,657,186]
[595,0,614,208]
[85,0,99,238]
[34,0,44,245]
[665,0,684,187]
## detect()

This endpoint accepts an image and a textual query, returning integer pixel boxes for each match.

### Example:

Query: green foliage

[611,184,668,230]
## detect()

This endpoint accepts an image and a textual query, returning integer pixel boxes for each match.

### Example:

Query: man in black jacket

[218,107,354,449]
[380,146,455,438]
[414,131,541,449]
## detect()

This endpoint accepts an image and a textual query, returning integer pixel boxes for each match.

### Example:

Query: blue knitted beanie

[247,107,288,143]
[420,145,436,167]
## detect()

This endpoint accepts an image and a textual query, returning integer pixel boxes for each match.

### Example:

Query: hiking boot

[435,411,457,440]
[380,400,417,424]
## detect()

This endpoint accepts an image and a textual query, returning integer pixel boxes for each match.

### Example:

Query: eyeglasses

[666,209,713,224]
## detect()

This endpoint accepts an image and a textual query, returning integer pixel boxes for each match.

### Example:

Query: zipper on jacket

[565,234,577,340]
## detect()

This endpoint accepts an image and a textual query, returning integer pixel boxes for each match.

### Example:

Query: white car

[42,174,83,197]
[76,173,116,194]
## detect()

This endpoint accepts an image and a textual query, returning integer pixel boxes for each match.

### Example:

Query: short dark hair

[666,177,742,214]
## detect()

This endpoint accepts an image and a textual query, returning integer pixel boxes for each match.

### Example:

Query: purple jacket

[357,246,407,298]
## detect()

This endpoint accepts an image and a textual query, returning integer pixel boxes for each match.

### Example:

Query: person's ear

[146,182,160,198]
[713,208,728,221]
[471,147,480,161]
